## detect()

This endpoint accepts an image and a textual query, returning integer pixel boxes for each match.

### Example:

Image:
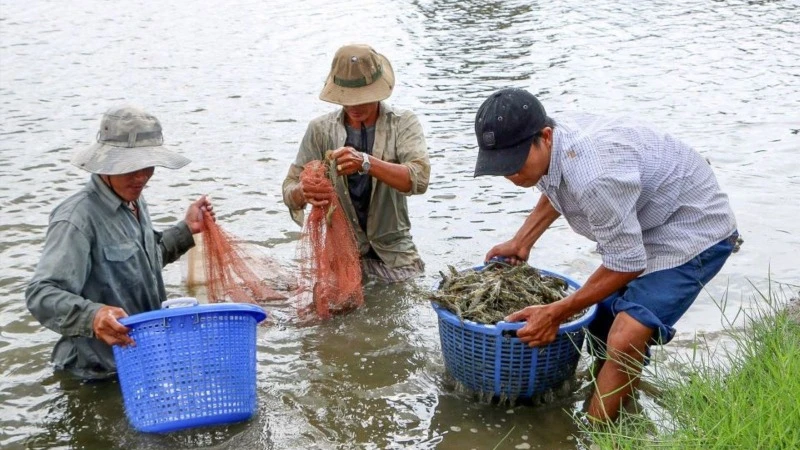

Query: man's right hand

[484,239,531,265]
[298,180,335,207]
[92,306,134,347]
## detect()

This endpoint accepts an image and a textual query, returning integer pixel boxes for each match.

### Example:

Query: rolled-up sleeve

[282,122,325,226]
[282,163,305,226]
[579,175,647,272]
[396,112,430,196]
[26,221,101,338]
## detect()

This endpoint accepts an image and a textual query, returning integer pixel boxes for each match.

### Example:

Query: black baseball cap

[473,88,547,177]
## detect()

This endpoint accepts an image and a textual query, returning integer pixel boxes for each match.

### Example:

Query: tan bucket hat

[71,105,190,175]
[319,44,395,106]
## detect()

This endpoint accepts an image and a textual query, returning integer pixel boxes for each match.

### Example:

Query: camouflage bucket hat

[71,106,190,175]
[319,44,395,106]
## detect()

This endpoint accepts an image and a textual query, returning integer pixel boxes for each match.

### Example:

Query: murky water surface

[1,0,798,448]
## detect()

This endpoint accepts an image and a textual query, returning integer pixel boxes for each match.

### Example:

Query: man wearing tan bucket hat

[26,106,215,380]
[283,44,430,282]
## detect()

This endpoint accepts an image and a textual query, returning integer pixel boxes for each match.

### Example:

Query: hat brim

[319,54,395,106]
[71,142,190,175]
[473,136,534,177]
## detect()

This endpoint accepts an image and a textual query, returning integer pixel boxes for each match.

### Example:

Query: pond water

[1,0,798,449]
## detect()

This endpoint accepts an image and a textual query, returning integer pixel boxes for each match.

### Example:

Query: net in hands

[200,210,288,304]
[296,158,364,319]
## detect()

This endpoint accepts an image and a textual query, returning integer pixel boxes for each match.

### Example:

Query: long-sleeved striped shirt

[537,113,736,274]
[26,174,195,379]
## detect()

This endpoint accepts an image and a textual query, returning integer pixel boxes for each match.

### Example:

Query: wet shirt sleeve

[282,122,324,226]
[25,221,102,338]
[578,175,647,272]
[396,112,430,196]
[157,220,195,266]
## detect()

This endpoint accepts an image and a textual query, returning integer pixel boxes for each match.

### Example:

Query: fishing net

[199,210,288,304]
[296,159,364,319]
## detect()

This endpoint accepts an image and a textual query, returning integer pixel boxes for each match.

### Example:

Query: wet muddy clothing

[538,113,737,275]
[26,174,195,380]
[361,257,426,283]
[282,102,430,275]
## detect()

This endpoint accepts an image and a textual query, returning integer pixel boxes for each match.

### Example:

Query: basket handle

[495,321,521,338]
[488,256,510,263]
[162,297,198,309]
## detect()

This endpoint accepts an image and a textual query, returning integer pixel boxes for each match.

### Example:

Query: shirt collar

[335,101,394,125]
[89,174,129,212]
[538,125,564,191]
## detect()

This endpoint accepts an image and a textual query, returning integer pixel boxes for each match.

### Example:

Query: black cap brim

[473,135,534,177]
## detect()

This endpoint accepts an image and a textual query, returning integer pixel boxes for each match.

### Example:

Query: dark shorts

[587,231,738,357]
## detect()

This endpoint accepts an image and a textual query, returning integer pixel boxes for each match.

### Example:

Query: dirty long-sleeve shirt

[282,102,430,269]
[26,174,195,379]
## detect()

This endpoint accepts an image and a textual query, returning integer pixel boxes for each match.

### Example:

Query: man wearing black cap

[474,88,738,421]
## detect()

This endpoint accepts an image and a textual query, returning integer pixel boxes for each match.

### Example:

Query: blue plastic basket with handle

[113,298,267,433]
[432,266,596,400]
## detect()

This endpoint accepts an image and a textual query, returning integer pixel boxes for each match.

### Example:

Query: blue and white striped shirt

[537,113,737,274]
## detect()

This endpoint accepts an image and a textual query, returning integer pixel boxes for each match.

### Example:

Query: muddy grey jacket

[26,174,195,379]
[282,102,430,269]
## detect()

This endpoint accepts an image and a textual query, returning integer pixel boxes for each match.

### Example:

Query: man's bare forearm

[369,158,412,193]
[514,194,561,248]
[555,265,643,321]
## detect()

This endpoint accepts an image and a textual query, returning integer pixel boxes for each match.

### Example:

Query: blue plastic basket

[432,267,596,400]
[113,298,267,433]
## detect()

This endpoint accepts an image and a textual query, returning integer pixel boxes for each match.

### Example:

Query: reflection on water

[24,376,126,449]
[1,0,798,448]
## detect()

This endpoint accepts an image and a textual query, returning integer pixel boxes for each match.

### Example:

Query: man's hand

[92,306,134,347]
[185,195,215,233]
[485,239,531,265]
[297,179,335,207]
[486,194,561,265]
[330,146,364,176]
[504,304,561,347]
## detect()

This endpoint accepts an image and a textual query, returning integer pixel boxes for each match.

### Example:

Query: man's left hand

[185,194,215,234]
[504,304,561,347]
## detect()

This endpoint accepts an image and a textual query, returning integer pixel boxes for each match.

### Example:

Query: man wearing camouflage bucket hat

[26,105,215,380]
[283,44,430,283]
